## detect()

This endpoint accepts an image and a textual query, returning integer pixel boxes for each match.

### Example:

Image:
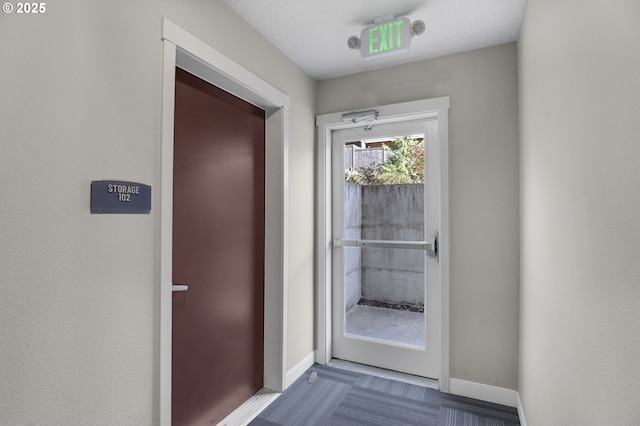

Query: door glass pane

[343,246,425,348]
[342,135,426,348]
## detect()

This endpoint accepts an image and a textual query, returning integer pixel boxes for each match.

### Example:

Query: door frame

[315,97,450,391]
[160,19,290,425]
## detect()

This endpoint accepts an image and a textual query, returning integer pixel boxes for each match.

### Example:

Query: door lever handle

[426,232,438,260]
[172,284,189,292]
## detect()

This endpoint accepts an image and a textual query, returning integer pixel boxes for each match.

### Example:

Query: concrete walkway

[345,304,425,347]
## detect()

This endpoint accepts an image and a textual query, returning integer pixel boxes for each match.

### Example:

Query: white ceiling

[223,0,527,80]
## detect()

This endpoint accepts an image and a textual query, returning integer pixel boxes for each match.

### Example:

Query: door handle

[334,239,429,250]
[172,284,189,292]
[333,236,439,258]
[426,232,438,260]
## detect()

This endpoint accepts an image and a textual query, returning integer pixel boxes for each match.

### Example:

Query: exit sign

[361,17,411,59]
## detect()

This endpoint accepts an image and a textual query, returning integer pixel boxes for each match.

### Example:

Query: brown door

[172,68,265,425]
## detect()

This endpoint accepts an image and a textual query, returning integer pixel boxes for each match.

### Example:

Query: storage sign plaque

[91,180,151,214]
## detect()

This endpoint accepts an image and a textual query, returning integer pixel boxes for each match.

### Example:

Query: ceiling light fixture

[347,35,361,50]
[411,20,425,36]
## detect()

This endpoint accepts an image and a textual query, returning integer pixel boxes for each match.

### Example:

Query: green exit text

[369,20,404,54]
[361,17,411,58]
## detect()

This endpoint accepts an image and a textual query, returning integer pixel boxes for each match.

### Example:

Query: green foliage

[346,137,424,185]
[380,137,424,183]
[345,165,382,185]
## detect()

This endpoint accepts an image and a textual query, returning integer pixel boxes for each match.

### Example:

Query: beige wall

[518,1,640,425]
[0,1,315,424]
[317,43,521,390]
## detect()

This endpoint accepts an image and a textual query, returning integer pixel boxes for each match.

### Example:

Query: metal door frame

[315,97,451,391]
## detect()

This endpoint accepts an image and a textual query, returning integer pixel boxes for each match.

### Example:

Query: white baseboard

[217,388,280,426]
[161,409,170,426]
[285,350,316,388]
[449,378,518,408]
[517,392,527,426]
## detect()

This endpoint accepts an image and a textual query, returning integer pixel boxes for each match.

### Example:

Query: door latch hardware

[426,232,438,260]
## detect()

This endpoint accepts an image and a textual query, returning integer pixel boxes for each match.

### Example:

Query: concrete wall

[344,183,425,307]
[318,43,520,390]
[518,1,640,424]
[362,184,424,305]
[344,182,362,310]
[0,1,316,424]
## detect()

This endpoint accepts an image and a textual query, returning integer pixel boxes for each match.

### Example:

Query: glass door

[331,118,441,378]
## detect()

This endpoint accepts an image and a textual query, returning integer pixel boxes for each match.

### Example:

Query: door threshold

[217,388,281,426]
[327,359,439,390]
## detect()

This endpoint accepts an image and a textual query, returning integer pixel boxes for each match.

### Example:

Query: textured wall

[0,1,316,424]
[343,183,425,306]
[344,182,362,310]
[361,184,425,305]
[518,1,640,424]
[318,43,520,390]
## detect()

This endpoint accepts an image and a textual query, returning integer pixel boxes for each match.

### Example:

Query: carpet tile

[249,364,520,426]
[256,376,351,425]
[355,374,441,403]
[328,387,440,426]
[440,393,520,426]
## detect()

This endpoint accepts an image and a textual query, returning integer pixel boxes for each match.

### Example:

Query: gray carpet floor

[249,364,520,426]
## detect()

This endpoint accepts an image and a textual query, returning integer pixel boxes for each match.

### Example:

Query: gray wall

[318,43,520,390]
[0,1,316,424]
[518,1,640,424]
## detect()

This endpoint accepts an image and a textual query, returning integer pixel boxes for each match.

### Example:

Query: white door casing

[160,18,289,426]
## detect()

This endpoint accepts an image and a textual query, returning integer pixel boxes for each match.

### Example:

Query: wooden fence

[344,146,389,171]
